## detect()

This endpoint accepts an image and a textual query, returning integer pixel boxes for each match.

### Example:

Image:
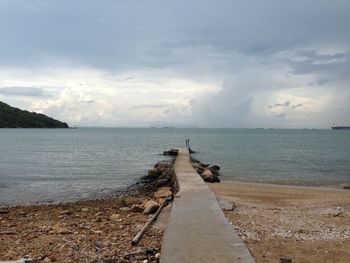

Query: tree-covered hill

[0,101,68,128]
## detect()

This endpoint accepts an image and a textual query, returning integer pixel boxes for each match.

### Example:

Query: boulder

[201,169,220,183]
[156,178,170,187]
[154,160,172,168]
[148,168,160,177]
[209,165,221,176]
[144,200,160,215]
[131,204,144,213]
[154,187,172,198]
[196,166,205,174]
[163,148,179,156]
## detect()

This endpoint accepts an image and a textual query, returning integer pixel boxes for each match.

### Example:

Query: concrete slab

[160,148,255,263]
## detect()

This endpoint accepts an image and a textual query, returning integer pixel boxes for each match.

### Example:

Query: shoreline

[1,153,349,262]
[1,178,347,209]
[220,176,350,191]
[0,158,177,262]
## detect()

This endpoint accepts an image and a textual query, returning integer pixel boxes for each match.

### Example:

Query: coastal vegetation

[0,101,68,128]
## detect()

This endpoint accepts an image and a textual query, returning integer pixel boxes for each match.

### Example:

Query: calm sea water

[0,128,349,205]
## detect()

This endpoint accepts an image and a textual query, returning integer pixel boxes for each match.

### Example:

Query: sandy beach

[210,180,350,263]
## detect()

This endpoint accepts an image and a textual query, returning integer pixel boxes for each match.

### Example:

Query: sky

[0,0,349,128]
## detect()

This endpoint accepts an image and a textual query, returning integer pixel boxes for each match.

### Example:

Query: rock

[201,169,220,183]
[110,214,121,221]
[163,148,178,156]
[280,258,292,263]
[155,253,161,259]
[59,210,71,215]
[156,178,170,187]
[144,200,160,215]
[81,208,89,212]
[51,223,71,234]
[200,163,210,168]
[342,185,350,190]
[94,212,103,216]
[196,166,205,174]
[219,200,236,211]
[0,209,9,214]
[0,230,17,235]
[189,147,196,153]
[209,165,221,176]
[210,165,220,171]
[148,168,160,177]
[1,258,33,263]
[154,187,172,198]
[119,207,131,212]
[95,240,111,248]
[154,160,172,168]
[131,204,144,213]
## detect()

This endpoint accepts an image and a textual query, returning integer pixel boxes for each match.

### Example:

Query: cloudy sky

[0,0,349,128]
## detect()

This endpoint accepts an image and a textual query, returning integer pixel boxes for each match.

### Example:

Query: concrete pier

[160,148,255,263]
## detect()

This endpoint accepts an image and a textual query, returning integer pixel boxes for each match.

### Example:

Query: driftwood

[131,196,171,246]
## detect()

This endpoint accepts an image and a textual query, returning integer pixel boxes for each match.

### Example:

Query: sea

[0,128,349,206]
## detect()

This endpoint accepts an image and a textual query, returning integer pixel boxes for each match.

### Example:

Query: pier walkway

[160,148,255,263]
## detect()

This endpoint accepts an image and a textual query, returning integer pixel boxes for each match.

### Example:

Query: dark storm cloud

[0,0,349,128]
[287,51,350,80]
[1,0,349,73]
[0,87,48,97]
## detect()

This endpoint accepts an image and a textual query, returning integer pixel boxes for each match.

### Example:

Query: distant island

[0,101,68,128]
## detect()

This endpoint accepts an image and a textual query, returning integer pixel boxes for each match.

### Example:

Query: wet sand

[209,180,350,263]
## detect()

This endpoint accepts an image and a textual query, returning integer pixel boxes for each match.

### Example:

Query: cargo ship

[332,126,350,130]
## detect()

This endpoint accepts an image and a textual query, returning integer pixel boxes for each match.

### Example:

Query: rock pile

[190,157,221,183]
[128,159,176,216]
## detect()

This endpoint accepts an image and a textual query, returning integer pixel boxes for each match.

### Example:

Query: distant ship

[332,126,350,130]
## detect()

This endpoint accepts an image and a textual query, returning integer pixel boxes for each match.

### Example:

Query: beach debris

[0,259,33,263]
[132,197,170,246]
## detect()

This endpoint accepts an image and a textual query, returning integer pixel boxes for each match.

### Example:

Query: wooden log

[131,197,170,245]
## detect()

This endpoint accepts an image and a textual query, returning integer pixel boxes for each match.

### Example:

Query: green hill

[0,101,68,128]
